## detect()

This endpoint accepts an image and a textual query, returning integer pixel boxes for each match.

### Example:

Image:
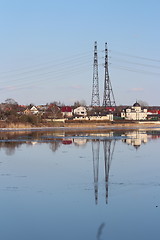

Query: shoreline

[0,121,160,132]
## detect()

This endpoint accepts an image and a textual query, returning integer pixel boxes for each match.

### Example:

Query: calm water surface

[0,129,160,240]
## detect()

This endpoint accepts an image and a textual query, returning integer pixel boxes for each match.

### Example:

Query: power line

[0,47,160,95]
[110,57,160,70]
[0,59,92,84]
[110,63,160,76]
[0,65,91,92]
[110,50,160,63]
[0,51,92,76]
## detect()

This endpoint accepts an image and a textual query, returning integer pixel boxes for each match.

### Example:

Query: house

[73,106,87,117]
[24,106,39,115]
[44,104,62,118]
[89,114,113,121]
[87,106,113,121]
[147,108,160,120]
[105,107,115,112]
[61,106,73,118]
[24,108,31,115]
[121,102,147,120]
[30,106,39,114]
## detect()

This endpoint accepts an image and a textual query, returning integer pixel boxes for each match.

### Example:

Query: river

[0,129,160,240]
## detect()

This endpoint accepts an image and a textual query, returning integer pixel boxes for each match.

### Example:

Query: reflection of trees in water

[0,130,64,154]
[1,130,159,156]
[0,131,116,157]
[49,141,62,152]
[0,142,22,156]
[0,140,63,155]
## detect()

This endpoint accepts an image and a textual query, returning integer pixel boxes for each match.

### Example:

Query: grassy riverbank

[0,120,160,131]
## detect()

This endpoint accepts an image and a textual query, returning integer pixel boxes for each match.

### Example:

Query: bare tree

[137,100,149,107]
[5,98,18,105]
[73,100,86,107]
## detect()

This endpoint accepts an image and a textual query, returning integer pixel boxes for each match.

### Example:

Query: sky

[0,0,160,106]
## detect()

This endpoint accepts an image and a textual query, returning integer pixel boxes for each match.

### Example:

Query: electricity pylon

[103,42,116,107]
[91,41,100,106]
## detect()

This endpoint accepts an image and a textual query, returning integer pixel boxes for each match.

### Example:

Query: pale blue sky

[0,0,160,106]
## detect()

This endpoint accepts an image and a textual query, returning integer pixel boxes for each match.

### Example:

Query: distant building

[105,107,115,112]
[24,106,39,115]
[61,106,73,118]
[147,108,160,120]
[121,102,147,120]
[89,114,113,121]
[73,106,87,117]
[30,106,39,114]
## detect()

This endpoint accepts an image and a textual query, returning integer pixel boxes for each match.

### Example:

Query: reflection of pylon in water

[92,140,100,205]
[103,140,116,204]
[92,139,116,204]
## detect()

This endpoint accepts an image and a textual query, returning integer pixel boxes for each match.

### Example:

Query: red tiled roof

[61,106,72,112]
[106,107,115,111]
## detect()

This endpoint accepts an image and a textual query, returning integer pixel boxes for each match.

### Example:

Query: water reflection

[1,129,160,239]
[92,138,116,204]
[104,139,116,203]
[122,131,148,149]
[97,222,105,240]
[1,129,160,203]
[92,140,100,205]
[0,129,160,155]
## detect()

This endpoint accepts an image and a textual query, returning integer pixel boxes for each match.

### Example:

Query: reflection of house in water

[122,131,148,149]
[73,138,87,146]
[92,139,116,204]
[62,139,73,145]
[61,138,88,146]
[30,141,38,145]
[90,132,114,139]
[62,138,87,146]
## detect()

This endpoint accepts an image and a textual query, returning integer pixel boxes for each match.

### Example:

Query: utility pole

[103,42,116,107]
[91,41,100,106]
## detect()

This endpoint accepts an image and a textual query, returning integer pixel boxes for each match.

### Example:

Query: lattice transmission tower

[103,43,116,107]
[91,41,100,106]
